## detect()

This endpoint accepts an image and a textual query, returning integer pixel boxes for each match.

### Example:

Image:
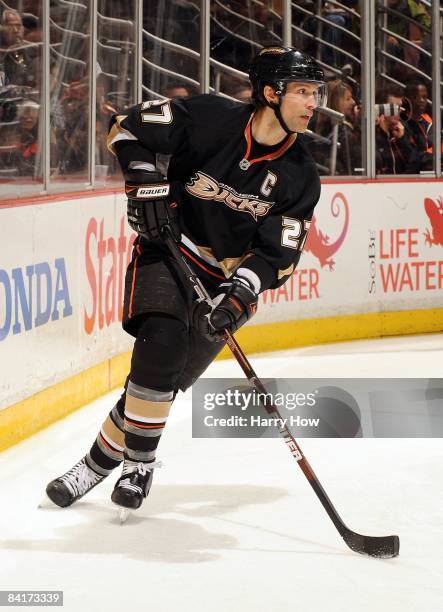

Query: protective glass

[284,82,328,108]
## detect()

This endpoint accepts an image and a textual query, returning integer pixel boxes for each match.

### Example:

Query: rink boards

[1,180,442,448]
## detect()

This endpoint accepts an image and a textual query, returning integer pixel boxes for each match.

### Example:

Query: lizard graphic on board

[305,192,350,270]
[424,196,443,247]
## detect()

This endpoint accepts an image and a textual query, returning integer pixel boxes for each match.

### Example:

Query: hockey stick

[162,227,400,558]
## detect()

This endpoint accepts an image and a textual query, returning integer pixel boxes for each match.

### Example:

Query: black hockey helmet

[249,46,327,133]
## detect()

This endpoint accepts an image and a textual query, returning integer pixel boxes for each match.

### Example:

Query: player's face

[280,82,321,132]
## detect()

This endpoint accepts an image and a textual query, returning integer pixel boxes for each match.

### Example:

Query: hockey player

[45,46,326,513]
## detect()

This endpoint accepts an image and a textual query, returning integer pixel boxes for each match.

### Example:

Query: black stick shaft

[163,229,400,558]
[163,231,348,535]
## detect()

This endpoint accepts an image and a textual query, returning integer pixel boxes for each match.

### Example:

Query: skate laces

[118,460,162,494]
[61,459,102,497]
[121,460,163,477]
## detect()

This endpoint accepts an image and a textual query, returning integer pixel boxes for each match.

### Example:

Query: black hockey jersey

[108,94,321,292]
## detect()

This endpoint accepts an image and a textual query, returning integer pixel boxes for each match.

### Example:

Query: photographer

[375,106,420,174]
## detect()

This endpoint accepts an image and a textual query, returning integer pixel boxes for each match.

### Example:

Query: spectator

[209,3,256,74]
[0,9,24,47]
[375,82,404,109]
[0,9,40,88]
[16,99,39,176]
[322,1,360,72]
[231,84,252,103]
[143,1,199,94]
[0,91,20,174]
[22,12,42,44]
[96,95,118,171]
[164,82,195,99]
[251,1,282,43]
[315,78,361,174]
[51,76,89,176]
[322,2,349,69]
[58,111,88,175]
[403,78,433,171]
[375,89,420,174]
[292,1,317,55]
[20,1,43,44]
[385,0,431,79]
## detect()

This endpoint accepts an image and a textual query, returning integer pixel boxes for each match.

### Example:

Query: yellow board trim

[0,354,130,453]
[1,308,442,452]
[218,307,443,357]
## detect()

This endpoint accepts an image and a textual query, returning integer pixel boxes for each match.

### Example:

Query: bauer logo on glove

[125,169,180,242]
[126,184,171,199]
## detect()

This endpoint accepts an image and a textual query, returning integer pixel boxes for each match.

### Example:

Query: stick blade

[343,531,400,558]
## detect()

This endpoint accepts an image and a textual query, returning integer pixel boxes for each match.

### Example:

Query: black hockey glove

[125,169,181,241]
[193,276,258,342]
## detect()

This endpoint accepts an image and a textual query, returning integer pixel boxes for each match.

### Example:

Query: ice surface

[0,334,442,612]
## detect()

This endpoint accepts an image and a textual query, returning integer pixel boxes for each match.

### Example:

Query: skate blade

[38,494,53,509]
[118,507,131,524]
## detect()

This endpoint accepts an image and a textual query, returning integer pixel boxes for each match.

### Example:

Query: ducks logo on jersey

[185,171,274,221]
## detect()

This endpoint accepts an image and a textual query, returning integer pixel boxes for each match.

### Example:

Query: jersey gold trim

[107,114,129,155]
[194,243,220,267]
[182,236,252,278]
[219,253,253,277]
[277,264,294,280]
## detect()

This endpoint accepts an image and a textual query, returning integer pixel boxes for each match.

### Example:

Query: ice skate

[111,459,161,522]
[45,457,107,508]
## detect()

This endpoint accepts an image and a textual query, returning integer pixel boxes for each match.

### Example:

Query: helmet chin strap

[268,99,296,135]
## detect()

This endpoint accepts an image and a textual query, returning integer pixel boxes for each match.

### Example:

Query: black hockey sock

[123,314,188,461]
